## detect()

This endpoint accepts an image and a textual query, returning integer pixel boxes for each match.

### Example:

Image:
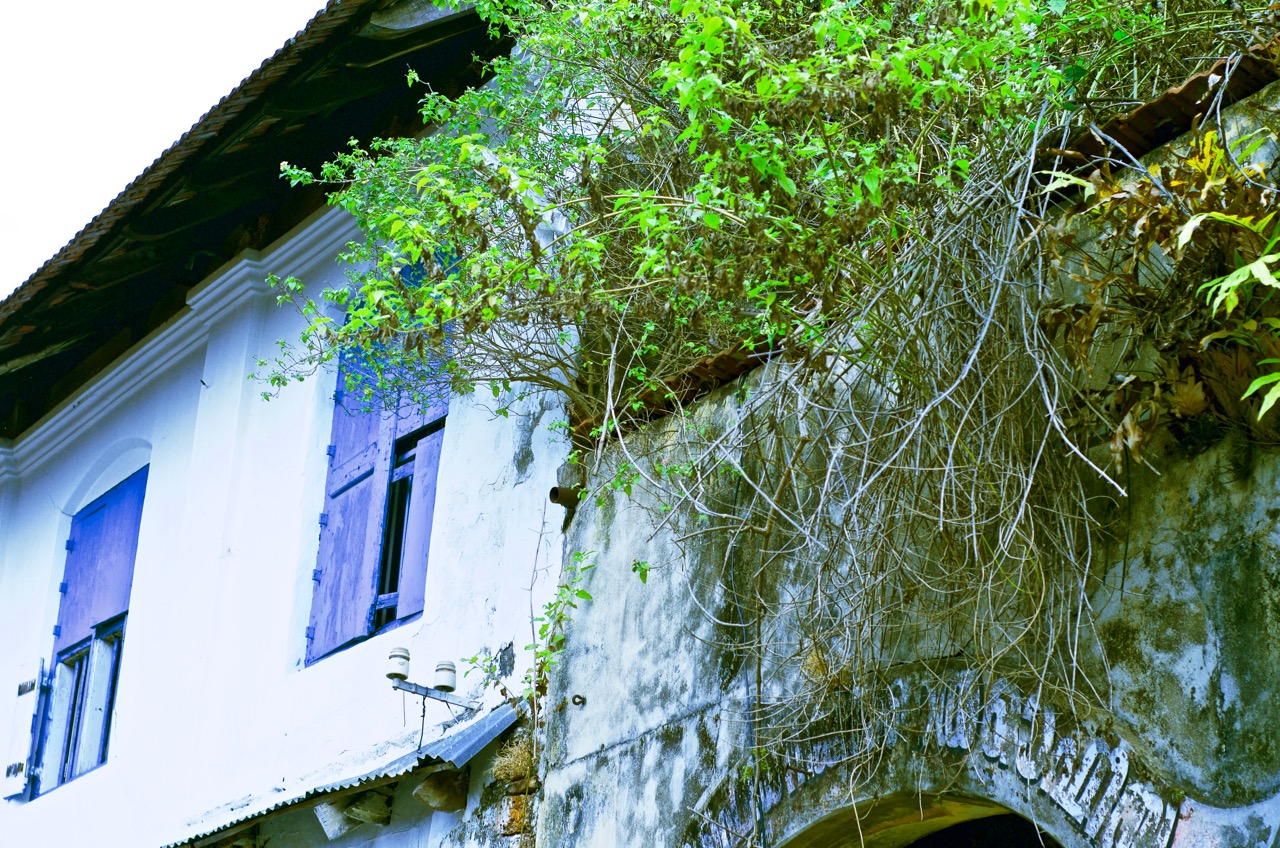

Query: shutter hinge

[326,444,337,458]
[51,625,60,637]
[319,513,329,527]
[64,539,74,552]
[312,569,323,582]
[58,581,68,594]
[305,626,316,640]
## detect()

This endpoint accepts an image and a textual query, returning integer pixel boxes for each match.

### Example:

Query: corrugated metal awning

[166,702,519,848]
[310,702,520,797]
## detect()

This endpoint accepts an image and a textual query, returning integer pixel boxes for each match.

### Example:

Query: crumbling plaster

[539,371,1280,848]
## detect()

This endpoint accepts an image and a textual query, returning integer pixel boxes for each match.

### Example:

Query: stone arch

[681,667,1180,848]
[773,792,1065,848]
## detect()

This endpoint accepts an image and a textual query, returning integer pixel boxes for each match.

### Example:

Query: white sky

[0,1,331,301]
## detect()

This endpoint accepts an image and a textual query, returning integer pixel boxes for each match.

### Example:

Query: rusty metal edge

[1056,38,1280,168]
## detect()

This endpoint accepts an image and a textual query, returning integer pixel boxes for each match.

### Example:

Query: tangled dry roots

[601,50,1279,787]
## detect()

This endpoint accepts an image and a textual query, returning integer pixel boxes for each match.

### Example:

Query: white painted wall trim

[0,444,15,488]
[7,206,361,479]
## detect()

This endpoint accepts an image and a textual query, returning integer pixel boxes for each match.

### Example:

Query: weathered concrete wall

[534,80,1280,848]
[1090,432,1280,806]
[540,341,1280,846]
[533,376,751,848]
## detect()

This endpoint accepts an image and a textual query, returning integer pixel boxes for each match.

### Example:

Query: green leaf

[1244,371,1280,418]
[1244,374,1280,399]
[1040,170,1096,197]
[1177,213,1210,251]
[1200,263,1254,315]
[1250,255,1280,289]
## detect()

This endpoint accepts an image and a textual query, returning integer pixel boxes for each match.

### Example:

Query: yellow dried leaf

[1168,372,1208,418]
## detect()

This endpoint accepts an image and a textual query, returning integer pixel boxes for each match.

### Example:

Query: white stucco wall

[0,205,566,846]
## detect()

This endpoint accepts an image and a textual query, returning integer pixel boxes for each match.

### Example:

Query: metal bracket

[391,679,479,710]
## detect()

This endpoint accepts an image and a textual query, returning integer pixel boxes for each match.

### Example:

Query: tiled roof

[0,0,502,439]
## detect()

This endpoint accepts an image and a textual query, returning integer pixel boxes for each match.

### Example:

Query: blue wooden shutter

[396,426,445,618]
[392,387,448,437]
[393,384,448,619]
[307,363,395,662]
[55,467,148,655]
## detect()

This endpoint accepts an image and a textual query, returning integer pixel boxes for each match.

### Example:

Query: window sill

[304,611,423,667]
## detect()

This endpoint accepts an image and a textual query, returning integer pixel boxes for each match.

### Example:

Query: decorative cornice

[186,251,270,328]
[0,441,16,487]
[257,202,363,284]
[7,206,360,480]
[187,204,362,327]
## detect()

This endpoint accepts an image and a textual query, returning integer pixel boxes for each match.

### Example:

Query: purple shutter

[55,467,148,655]
[393,382,448,618]
[307,378,395,662]
[392,390,448,438]
[396,426,445,618]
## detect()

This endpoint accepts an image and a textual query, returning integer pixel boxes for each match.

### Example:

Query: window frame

[305,365,449,665]
[38,616,127,792]
[372,417,447,631]
[31,465,147,796]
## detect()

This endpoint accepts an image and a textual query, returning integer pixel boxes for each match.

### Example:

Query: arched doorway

[774,793,1073,848]
[905,813,1063,848]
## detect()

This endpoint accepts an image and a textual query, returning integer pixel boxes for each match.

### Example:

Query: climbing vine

[266,0,1280,811]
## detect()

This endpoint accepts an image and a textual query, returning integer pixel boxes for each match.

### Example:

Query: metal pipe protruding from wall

[391,678,479,710]
[549,485,581,508]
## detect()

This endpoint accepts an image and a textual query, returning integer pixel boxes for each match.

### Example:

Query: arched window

[36,465,149,793]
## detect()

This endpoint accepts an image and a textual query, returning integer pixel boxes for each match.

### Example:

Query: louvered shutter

[2,660,44,798]
[307,376,396,662]
[392,386,448,438]
[55,467,148,655]
[397,426,445,618]
[393,383,448,619]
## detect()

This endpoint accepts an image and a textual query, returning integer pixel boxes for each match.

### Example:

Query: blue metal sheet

[426,701,519,769]
[312,702,520,796]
